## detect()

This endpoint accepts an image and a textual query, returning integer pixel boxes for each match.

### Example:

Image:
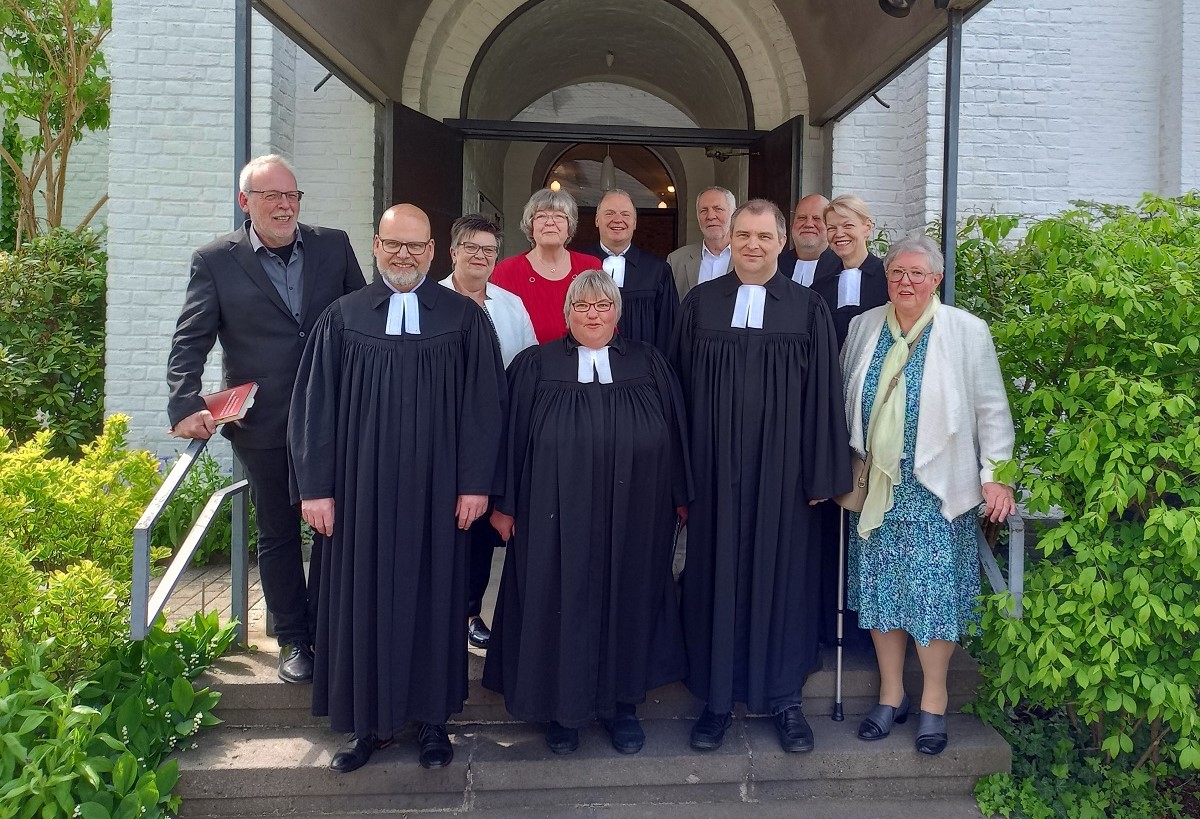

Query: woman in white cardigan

[841,233,1015,755]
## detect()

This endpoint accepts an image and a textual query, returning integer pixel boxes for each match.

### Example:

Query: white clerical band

[577,346,614,384]
[731,284,767,329]
[792,258,818,287]
[838,268,862,308]
[385,292,421,335]
[603,254,626,288]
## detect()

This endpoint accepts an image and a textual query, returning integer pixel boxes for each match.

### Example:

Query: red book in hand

[203,382,259,425]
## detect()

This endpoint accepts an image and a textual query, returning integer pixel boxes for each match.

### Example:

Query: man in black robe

[289,204,505,772]
[582,189,679,354]
[670,199,851,753]
[776,193,841,286]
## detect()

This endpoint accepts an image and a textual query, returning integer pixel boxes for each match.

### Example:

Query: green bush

[0,228,106,456]
[0,611,235,819]
[0,415,165,679]
[953,196,1200,813]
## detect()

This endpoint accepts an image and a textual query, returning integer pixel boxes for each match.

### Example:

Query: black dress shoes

[774,705,815,753]
[602,704,645,754]
[330,733,390,773]
[544,721,580,754]
[467,616,491,650]
[277,643,314,684]
[417,723,454,769]
[689,707,733,751]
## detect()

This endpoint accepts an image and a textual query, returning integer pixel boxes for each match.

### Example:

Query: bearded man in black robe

[289,204,505,773]
[670,199,851,754]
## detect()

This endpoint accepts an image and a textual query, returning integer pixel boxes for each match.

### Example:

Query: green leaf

[170,675,194,713]
[76,804,111,819]
[111,751,136,796]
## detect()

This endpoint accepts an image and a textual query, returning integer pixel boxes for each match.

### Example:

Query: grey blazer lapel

[229,229,293,320]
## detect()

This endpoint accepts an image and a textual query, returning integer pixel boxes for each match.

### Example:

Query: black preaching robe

[482,334,691,727]
[289,276,505,735]
[810,252,889,348]
[583,243,680,355]
[670,271,851,715]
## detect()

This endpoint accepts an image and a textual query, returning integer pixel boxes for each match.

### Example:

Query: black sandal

[915,710,948,755]
[856,693,910,740]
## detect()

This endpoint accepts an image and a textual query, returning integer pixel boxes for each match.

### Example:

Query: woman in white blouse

[841,234,1015,756]
[439,214,537,652]
[439,214,537,368]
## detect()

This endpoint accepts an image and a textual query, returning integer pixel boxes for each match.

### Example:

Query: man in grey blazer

[167,155,366,683]
[666,186,736,298]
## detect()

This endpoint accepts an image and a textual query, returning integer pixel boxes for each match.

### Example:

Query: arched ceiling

[463,0,748,128]
[256,0,991,126]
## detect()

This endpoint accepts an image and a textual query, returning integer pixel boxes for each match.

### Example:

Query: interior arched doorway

[537,143,680,259]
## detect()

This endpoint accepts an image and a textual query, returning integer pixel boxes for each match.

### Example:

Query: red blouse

[490,250,604,343]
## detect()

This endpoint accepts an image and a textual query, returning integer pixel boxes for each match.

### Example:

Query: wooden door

[748,115,803,217]
[388,103,463,278]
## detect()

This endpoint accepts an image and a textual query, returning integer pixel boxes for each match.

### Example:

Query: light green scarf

[858,294,940,537]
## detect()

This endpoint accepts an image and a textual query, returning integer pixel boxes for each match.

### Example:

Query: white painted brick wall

[106,1,375,457]
[834,0,1197,235]
[289,50,376,280]
[107,0,237,459]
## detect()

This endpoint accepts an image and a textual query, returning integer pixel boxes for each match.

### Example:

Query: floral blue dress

[848,323,980,645]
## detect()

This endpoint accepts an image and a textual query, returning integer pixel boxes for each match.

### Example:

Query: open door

[748,115,803,217]
[387,103,463,277]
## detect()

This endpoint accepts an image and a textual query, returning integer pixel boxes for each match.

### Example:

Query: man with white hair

[167,154,365,685]
[667,186,736,297]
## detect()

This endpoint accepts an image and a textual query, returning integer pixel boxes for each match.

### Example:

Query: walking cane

[832,506,846,722]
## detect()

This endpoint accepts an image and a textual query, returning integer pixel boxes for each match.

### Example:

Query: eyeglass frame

[377,237,432,256]
[532,211,569,224]
[884,266,934,283]
[569,299,616,313]
[455,240,499,259]
[246,189,304,203]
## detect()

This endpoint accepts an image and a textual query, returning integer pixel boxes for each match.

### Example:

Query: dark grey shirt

[248,224,305,322]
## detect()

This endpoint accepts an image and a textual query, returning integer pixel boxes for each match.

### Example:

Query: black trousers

[466,513,502,619]
[233,443,319,647]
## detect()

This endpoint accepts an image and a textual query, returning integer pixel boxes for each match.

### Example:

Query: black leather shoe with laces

[330,733,390,773]
[689,707,733,751]
[602,704,645,754]
[544,721,580,754]
[774,705,815,753]
[417,723,453,768]
[277,643,314,684]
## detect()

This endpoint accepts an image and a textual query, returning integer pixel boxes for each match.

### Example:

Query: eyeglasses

[378,238,431,255]
[457,241,499,259]
[247,190,304,203]
[570,300,615,313]
[885,267,931,283]
[532,212,568,224]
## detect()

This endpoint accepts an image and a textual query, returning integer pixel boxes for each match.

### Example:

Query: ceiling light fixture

[549,179,561,192]
[599,146,616,191]
[879,0,950,18]
[605,50,615,69]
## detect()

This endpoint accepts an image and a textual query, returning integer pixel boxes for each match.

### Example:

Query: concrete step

[204,642,983,728]
[243,797,986,818]
[174,715,1008,817]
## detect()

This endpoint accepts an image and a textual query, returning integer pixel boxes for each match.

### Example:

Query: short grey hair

[239,154,297,193]
[731,198,787,239]
[520,188,579,243]
[883,233,945,275]
[696,186,736,216]
[563,269,623,323]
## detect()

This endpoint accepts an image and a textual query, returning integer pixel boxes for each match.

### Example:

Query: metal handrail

[977,512,1025,618]
[130,438,251,644]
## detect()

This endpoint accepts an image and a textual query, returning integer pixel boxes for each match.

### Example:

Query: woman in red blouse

[491,189,603,343]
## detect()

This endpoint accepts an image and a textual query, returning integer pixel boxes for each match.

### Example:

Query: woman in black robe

[482,269,691,756]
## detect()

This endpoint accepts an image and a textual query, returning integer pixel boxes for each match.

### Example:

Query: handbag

[835,324,930,513]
